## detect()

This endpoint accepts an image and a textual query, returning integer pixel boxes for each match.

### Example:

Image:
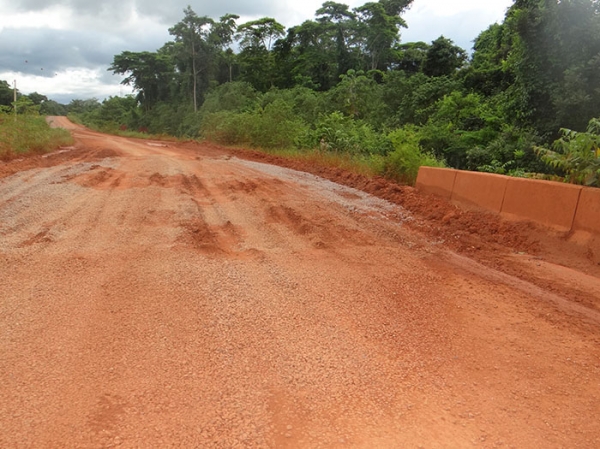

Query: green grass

[68,114,178,142]
[0,114,73,160]
[89,125,178,141]
[232,145,387,179]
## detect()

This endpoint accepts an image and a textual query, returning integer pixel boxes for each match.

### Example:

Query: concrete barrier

[451,171,509,213]
[501,178,582,231]
[415,167,457,200]
[573,187,600,234]
[415,166,600,235]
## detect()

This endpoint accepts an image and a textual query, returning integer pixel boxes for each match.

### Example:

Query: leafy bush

[248,99,309,148]
[467,125,544,175]
[75,96,140,133]
[200,111,250,145]
[308,112,391,155]
[144,102,193,136]
[201,99,308,149]
[418,91,501,168]
[383,126,445,184]
[535,117,600,186]
[383,72,461,127]
[199,82,260,116]
[260,86,324,125]
[324,70,390,128]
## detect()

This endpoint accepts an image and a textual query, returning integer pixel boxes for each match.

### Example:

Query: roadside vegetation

[535,118,600,187]
[0,97,73,160]
[2,0,600,186]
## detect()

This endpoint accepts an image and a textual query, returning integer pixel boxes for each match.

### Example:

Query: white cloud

[407,0,511,17]
[403,0,513,49]
[0,69,133,103]
[0,6,73,32]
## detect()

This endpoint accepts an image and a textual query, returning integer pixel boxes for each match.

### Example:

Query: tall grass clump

[0,113,73,160]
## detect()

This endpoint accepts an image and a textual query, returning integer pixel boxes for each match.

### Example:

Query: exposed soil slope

[1,117,599,448]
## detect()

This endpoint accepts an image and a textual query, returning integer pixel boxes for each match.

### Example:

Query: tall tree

[237,17,285,51]
[393,41,429,74]
[68,99,101,114]
[0,80,14,107]
[354,1,407,71]
[380,0,413,16]
[274,19,338,90]
[462,23,514,96]
[237,18,285,90]
[169,7,215,111]
[109,51,174,111]
[26,92,48,106]
[40,100,68,116]
[316,2,359,78]
[422,36,467,77]
[502,0,600,135]
[211,14,240,83]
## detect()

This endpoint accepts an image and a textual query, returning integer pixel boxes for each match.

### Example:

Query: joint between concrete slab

[570,188,584,233]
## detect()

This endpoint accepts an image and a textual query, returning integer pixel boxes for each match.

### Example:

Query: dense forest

[3,0,600,185]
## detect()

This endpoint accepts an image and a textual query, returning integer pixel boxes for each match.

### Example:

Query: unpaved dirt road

[1,117,599,448]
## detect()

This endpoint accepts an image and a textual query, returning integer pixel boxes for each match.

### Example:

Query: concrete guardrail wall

[416,167,600,236]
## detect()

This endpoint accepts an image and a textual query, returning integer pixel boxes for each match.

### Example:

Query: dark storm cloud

[0,27,169,74]
[9,0,284,26]
[1,0,289,75]
[142,0,285,24]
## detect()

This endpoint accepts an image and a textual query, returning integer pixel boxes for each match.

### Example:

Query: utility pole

[13,80,17,122]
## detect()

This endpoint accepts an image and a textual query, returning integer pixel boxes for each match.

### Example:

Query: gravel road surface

[1,117,599,448]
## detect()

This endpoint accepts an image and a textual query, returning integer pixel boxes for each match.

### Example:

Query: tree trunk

[191,32,197,112]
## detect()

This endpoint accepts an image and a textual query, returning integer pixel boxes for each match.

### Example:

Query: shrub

[200,111,251,145]
[535,117,600,187]
[309,112,391,155]
[199,82,260,116]
[383,126,445,184]
[201,99,309,149]
[260,86,324,125]
[248,99,308,149]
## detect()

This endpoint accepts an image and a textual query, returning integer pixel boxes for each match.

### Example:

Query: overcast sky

[0,0,513,103]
